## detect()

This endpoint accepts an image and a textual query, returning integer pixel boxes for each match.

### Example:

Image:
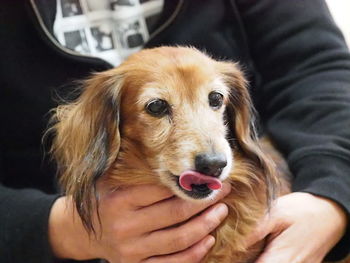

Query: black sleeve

[236,0,350,260]
[0,184,60,263]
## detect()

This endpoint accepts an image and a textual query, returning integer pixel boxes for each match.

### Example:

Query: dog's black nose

[195,153,227,177]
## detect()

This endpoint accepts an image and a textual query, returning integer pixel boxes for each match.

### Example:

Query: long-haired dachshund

[50,46,284,262]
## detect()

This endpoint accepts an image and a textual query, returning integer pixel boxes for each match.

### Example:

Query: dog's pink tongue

[179,171,222,191]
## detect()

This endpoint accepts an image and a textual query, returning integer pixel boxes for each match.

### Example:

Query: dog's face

[52,47,273,230]
[119,50,233,200]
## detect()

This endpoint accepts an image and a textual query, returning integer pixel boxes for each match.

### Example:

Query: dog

[49,46,343,262]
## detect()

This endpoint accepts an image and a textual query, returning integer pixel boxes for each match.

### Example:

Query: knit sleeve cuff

[0,186,60,263]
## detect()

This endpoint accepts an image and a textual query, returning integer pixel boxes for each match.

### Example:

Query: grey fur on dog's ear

[50,70,124,232]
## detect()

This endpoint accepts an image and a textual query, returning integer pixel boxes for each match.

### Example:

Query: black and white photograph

[61,0,83,17]
[91,25,115,51]
[64,29,90,53]
[117,20,144,49]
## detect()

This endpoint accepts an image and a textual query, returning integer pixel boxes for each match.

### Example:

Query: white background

[326,0,350,47]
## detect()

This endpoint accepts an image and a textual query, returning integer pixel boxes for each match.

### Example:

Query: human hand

[245,192,348,263]
[49,183,231,263]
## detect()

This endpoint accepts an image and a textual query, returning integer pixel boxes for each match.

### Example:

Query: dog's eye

[208,91,224,109]
[146,99,170,117]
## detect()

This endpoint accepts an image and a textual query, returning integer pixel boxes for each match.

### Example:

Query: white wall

[325,0,350,47]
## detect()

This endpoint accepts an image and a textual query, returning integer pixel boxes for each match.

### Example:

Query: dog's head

[51,47,275,230]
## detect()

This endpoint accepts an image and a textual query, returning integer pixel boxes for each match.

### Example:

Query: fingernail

[205,235,215,249]
[215,203,228,218]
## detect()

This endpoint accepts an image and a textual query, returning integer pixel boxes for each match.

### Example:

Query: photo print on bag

[117,20,144,48]
[54,0,164,65]
[61,0,83,17]
[91,24,115,51]
[64,29,90,53]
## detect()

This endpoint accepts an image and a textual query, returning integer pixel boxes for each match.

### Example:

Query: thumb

[254,224,307,263]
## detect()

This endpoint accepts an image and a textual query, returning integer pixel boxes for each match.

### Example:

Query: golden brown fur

[49,47,345,262]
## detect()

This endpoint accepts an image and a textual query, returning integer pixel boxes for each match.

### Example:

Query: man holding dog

[0,0,349,262]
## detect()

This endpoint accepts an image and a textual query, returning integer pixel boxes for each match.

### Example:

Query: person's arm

[235,0,350,260]
[0,184,59,263]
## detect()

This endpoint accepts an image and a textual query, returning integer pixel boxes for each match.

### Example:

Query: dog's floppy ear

[218,62,277,205]
[50,69,124,231]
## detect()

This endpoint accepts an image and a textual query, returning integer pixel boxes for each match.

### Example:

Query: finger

[101,184,175,208]
[254,224,322,263]
[142,235,215,263]
[134,183,231,232]
[141,203,228,256]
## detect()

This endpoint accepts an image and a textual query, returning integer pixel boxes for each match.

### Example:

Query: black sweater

[0,0,349,262]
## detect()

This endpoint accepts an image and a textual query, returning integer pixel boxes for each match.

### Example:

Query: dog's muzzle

[176,152,227,199]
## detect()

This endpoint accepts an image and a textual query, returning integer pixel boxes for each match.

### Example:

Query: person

[0,0,349,262]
